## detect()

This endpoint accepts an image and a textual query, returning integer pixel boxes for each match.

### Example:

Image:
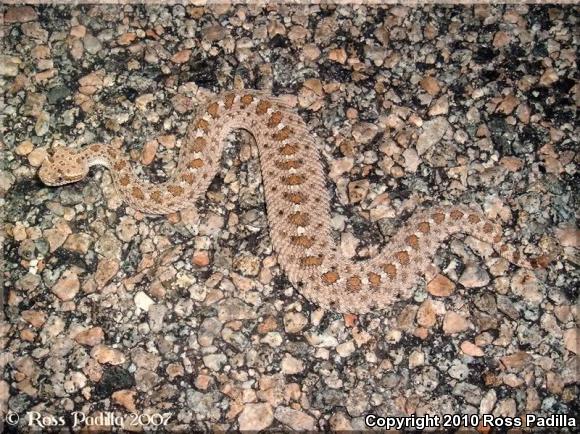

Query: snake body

[39,90,534,313]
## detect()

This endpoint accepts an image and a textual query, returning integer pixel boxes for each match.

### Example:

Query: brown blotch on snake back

[280,144,299,155]
[207,102,220,119]
[368,272,381,287]
[240,94,254,107]
[168,185,184,196]
[150,190,163,203]
[322,271,339,284]
[395,251,410,265]
[273,126,292,141]
[291,235,315,248]
[383,263,397,279]
[406,234,419,249]
[301,256,323,266]
[119,175,130,187]
[256,99,272,115]
[432,212,445,223]
[224,93,235,109]
[132,187,145,200]
[418,222,431,234]
[284,175,305,186]
[181,172,195,184]
[283,192,306,204]
[493,234,502,243]
[288,212,310,227]
[450,209,464,220]
[468,214,481,224]
[275,160,302,170]
[188,159,204,169]
[90,144,101,152]
[114,160,127,170]
[268,111,283,128]
[192,137,207,152]
[195,119,210,131]
[483,222,494,233]
[346,276,362,291]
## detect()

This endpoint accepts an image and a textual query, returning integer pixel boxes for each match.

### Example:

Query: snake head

[39,148,89,186]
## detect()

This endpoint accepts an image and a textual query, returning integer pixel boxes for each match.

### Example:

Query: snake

[39,90,537,313]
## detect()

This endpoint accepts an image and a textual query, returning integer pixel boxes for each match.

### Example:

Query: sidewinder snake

[39,90,538,313]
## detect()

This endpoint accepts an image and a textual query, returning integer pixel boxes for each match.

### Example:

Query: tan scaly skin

[39,90,538,314]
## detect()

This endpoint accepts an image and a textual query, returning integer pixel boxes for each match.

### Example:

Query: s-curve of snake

[39,90,539,314]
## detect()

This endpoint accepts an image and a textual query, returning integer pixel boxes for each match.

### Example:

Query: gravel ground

[1,3,578,432]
